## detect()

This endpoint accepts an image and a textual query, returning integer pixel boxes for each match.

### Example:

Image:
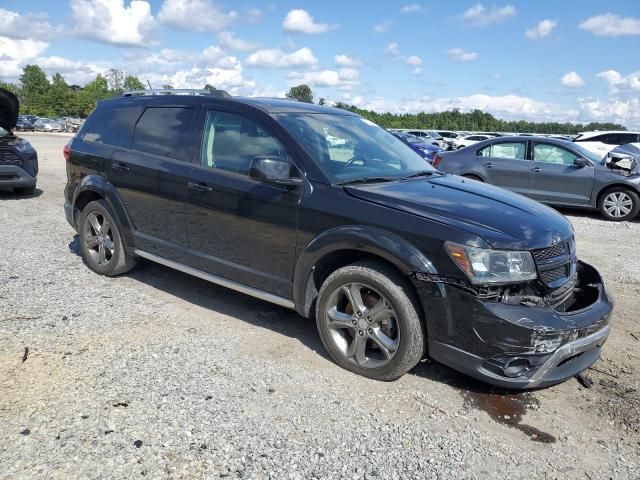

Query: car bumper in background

[420,261,613,389]
[0,165,37,189]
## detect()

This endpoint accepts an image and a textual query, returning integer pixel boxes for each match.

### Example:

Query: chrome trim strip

[134,249,296,310]
[527,324,610,388]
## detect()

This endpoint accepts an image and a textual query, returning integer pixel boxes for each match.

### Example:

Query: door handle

[188,182,213,192]
[111,162,130,172]
[531,167,542,173]
[485,162,493,168]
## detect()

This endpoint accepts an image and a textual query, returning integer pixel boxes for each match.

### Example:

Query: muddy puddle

[462,390,556,443]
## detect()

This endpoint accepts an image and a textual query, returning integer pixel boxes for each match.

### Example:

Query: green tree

[162,84,174,90]
[286,84,313,103]
[19,65,51,116]
[318,97,326,105]
[106,68,125,93]
[49,73,72,116]
[204,83,216,93]
[75,74,110,117]
[123,75,146,91]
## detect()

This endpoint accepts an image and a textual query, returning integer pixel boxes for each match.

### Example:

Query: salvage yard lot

[1,133,639,479]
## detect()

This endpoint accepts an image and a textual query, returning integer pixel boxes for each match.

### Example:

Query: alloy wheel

[324,282,400,368]
[603,192,633,218]
[83,211,115,266]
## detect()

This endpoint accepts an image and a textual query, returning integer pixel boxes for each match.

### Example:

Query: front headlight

[445,242,537,285]
[15,142,34,153]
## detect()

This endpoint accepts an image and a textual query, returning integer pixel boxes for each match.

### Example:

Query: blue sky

[1,0,639,126]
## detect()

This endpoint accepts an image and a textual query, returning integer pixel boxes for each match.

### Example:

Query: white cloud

[374,21,392,33]
[158,0,237,33]
[446,47,478,62]
[405,55,423,67]
[400,4,421,13]
[526,19,557,39]
[282,9,336,34]
[246,7,262,23]
[0,8,60,40]
[218,31,260,51]
[561,71,585,88]
[0,36,49,79]
[578,97,640,127]
[579,13,640,37]
[70,0,158,47]
[596,70,640,93]
[287,68,359,88]
[335,54,362,67]
[37,56,108,84]
[384,42,401,57]
[461,3,516,27]
[245,47,318,68]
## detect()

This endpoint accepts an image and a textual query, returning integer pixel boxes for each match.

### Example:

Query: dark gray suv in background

[435,136,640,221]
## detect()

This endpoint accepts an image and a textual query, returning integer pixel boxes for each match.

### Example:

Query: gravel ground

[1,133,639,479]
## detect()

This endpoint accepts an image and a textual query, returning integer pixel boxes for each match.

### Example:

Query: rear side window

[607,133,638,145]
[82,105,142,148]
[132,107,196,160]
[478,142,526,160]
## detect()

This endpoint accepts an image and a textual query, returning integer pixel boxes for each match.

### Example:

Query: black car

[63,90,612,389]
[434,136,640,221]
[0,89,38,195]
[16,115,35,131]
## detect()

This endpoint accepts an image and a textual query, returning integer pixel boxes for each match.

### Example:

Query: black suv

[63,90,612,388]
[0,88,38,195]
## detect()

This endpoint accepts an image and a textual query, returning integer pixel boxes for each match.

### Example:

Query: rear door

[529,141,594,205]
[185,106,303,298]
[108,104,198,263]
[477,141,531,195]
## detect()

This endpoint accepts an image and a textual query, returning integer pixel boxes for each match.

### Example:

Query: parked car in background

[0,88,38,195]
[393,129,447,148]
[62,117,84,133]
[15,116,35,131]
[63,90,611,389]
[34,118,63,132]
[451,134,492,149]
[435,135,640,221]
[390,131,443,162]
[573,131,640,158]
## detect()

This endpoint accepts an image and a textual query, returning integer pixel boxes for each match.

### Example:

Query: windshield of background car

[276,113,435,183]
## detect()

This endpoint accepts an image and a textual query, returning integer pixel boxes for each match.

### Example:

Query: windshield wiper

[401,170,440,180]
[337,176,398,186]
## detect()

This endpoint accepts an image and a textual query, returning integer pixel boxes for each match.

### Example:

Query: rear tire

[462,174,483,182]
[78,200,136,276]
[598,188,639,221]
[315,260,425,381]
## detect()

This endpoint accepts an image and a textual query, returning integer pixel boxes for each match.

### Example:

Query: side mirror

[249,156,302,188]
[574,157,591,168]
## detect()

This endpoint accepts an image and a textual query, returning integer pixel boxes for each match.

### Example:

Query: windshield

[277,113,435,183]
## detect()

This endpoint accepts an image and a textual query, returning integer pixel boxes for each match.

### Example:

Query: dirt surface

[0,133,638,479]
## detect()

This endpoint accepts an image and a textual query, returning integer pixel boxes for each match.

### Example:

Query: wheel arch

[292,226,438,318]
[71,175,134,247]
[595,182,640,206]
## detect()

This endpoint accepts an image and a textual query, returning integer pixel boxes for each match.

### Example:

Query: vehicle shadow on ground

[0,188,43,200]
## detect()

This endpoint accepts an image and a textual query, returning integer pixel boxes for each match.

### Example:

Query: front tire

[79,200,136,276]
[315,261,425,381]
[598,188,639,221]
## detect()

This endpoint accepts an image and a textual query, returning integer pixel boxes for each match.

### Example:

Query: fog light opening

[503,358,532,378]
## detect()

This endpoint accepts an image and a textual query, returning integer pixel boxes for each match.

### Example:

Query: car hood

[0,88,19,132]
[345,174,574,250]
[414,142,441,152]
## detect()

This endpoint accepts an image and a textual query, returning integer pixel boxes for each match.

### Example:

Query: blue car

[391,131,443,162]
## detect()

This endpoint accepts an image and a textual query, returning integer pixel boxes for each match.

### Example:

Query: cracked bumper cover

[421,261,613,389]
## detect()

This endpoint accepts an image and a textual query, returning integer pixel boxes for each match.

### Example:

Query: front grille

[532,243,565,261]
[539,266,567,283]
[0,148,21,165]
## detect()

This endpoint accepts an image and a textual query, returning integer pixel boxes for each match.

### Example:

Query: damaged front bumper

[418,261,613,389]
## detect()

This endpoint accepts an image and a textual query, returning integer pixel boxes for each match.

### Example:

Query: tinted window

[132,107,195,160]
[201,111,286,176]
[478,142,526,160]
[533,143,577,165]
[607,133,638,145]
[82,105,142,148]
[575,134,606,143]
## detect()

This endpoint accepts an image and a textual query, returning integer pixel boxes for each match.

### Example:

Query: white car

[451,134,492,149]
[573,131,640,158]
[34,118,63,132]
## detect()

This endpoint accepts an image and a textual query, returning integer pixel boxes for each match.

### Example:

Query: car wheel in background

[79,199,136,276]
[598,188,640,221]
[315,260,425,381]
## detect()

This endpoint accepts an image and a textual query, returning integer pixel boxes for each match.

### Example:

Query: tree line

[0,67,627,134]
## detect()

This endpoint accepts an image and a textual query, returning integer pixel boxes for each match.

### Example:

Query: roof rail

[122,89,231,98]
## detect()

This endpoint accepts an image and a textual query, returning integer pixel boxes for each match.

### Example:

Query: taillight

[63,143,72,162]
[432,154,442,167]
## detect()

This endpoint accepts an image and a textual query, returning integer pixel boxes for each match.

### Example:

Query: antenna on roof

[146,80,153,90]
